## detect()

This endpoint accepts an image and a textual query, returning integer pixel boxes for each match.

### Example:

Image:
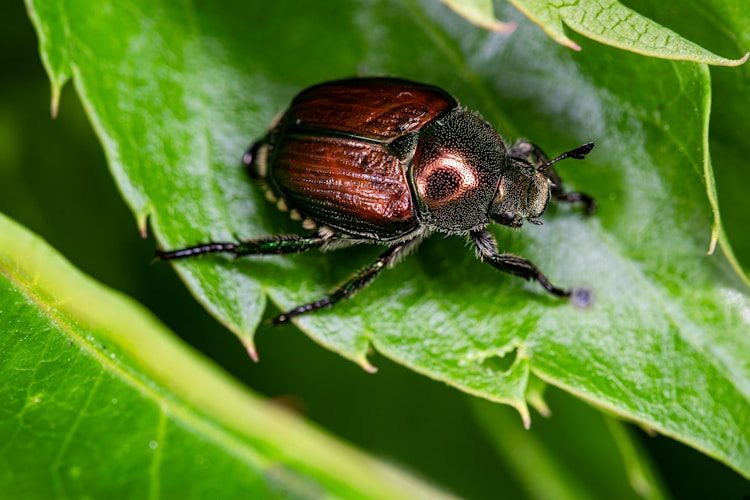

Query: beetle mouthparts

[538,142,595,172]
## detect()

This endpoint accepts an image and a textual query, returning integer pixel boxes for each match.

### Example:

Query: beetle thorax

[409,109,506,233]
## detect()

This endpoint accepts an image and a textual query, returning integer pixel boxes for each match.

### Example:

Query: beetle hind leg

[156,233,328,260]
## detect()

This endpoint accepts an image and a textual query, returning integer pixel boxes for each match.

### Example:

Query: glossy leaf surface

[26,0,750,480]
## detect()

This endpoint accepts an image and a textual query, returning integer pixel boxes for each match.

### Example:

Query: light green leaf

[508,0,747,64]
[441,0,517,32]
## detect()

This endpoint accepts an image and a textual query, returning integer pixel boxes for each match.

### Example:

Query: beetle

[157,77,596,324]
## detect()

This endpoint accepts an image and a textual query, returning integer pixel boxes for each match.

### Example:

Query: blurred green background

[2,1,748,498]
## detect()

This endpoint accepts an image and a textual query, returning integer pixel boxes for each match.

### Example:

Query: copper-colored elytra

[286,78,456,140]
[272,134,415,236]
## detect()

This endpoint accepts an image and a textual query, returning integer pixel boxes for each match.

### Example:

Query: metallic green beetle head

[490,159,552,228]
[490,141,594,228]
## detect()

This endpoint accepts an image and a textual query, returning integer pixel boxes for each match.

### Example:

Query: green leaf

[507,0,748,64]
[622,0,750,282]
[0,210,450,498]
[472,388,670,500]
[27,0,750,481]
[441,0,518,32]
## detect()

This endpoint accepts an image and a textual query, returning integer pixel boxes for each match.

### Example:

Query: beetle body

[249,78,555,239]
[160,78,596,323]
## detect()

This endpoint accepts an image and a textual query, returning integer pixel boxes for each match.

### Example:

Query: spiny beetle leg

[471,229,570,298]
[274,242,405,324]
[156,233,327,260]
[508,139,548,166]
[552,190,597,215]
[484,253,570,297]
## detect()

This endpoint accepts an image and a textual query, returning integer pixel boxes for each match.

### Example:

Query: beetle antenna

[538,142,594,172]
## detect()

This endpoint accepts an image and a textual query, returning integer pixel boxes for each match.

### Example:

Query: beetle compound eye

[416,152,479,207]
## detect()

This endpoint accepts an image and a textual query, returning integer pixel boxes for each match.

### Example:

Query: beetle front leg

[546,159,596,215]
[509,139,548,167]
[156,233,328,260]
[551,189,596,215]
[470,229,570,298]
[274,242,406,324]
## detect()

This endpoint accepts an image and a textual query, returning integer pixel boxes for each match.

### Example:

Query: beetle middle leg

[509,139,596,215]
[159,234,411,324]
[273,242,407,324]
[470,228,570,297]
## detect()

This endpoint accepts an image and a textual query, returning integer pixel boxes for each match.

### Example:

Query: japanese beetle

[158,78,596,323]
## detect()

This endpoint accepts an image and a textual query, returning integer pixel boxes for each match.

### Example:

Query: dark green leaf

[472,388,669,500]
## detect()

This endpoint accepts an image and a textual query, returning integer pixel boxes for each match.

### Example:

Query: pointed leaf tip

[246,342,259,363]
[442,0,517,33]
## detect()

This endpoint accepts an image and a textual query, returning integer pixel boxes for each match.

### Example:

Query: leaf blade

[0,210,454,499]
[507,0,748,64]
[25,0,750,481]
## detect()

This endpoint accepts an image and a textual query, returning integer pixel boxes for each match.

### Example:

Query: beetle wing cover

[270,134,418,240]
[286,78,458,142]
